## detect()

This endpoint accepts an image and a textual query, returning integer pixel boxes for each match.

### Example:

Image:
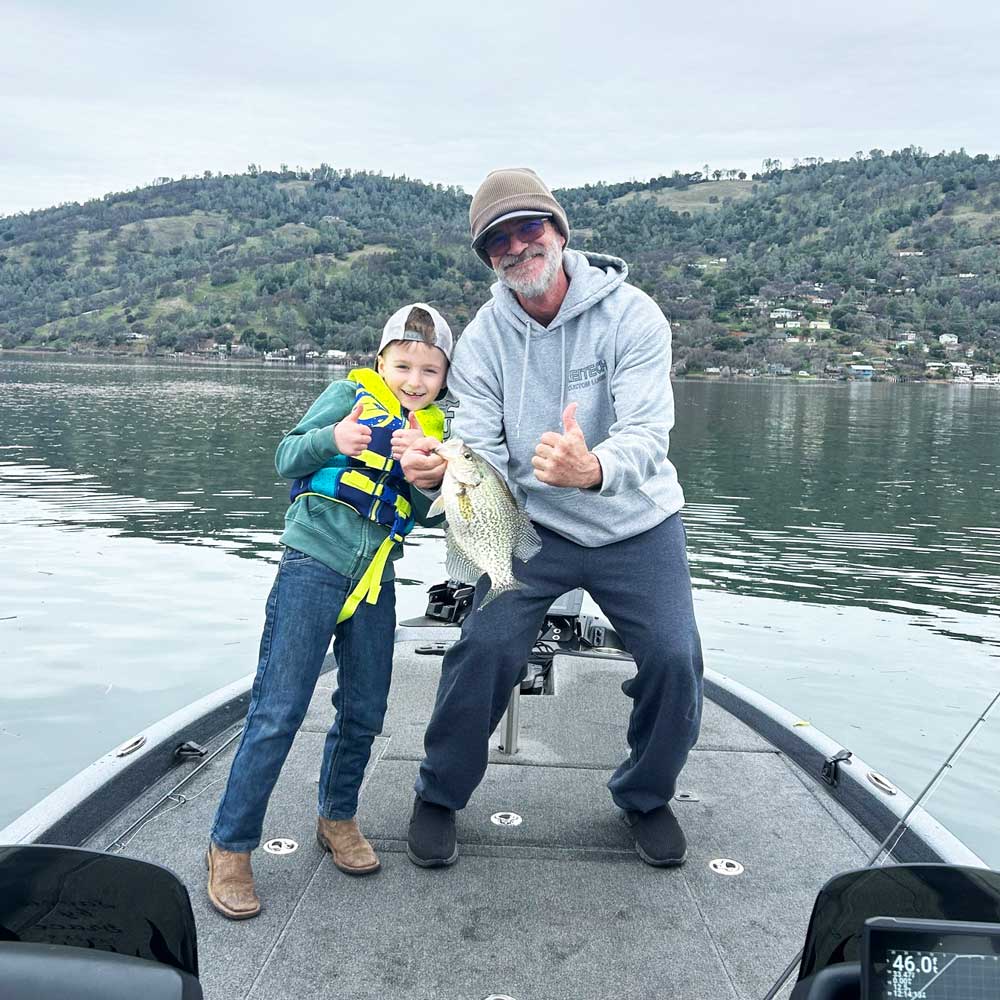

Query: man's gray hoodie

[448,248,685,547]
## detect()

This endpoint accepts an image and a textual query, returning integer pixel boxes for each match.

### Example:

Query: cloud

[2,0,999,215]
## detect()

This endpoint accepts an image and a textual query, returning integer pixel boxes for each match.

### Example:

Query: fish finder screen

[863,918,1000,1000]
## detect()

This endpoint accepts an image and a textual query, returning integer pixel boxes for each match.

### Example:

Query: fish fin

[445,533,483,586]
[478,578,521,611]
[512,515,542,563]
[427,494,445,518]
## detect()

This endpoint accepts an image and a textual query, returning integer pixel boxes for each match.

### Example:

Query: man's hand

[391,413,424,460]
[333,403,372,457]
[400,436,446,489]
[532,402,602,489]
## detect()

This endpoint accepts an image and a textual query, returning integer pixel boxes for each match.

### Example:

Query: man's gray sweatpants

[414,512,704,814]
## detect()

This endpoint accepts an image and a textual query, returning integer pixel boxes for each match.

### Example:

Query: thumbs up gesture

[390,412,425,460]
[532,402,603,489]
[333,402,373,457]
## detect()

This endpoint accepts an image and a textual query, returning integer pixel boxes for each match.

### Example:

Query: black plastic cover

[798,864,1000,981]
[0,843,199,978]
[0,942,203,999]
[789,963,861,1000]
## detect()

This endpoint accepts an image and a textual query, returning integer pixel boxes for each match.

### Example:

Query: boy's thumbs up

[334,401,371,456]
[408,412,420,431]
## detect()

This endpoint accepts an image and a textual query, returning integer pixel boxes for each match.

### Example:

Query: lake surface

[1,354,998,863]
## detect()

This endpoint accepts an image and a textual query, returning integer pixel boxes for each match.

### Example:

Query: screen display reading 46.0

[863,917,1000,1000]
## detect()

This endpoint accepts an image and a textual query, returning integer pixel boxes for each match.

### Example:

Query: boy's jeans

[211,548,395,852]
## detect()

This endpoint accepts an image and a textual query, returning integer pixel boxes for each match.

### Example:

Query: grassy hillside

[1,150,998,376]
[614,179,755,212]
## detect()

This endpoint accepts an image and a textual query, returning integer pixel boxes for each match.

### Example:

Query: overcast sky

[2,0,999,217]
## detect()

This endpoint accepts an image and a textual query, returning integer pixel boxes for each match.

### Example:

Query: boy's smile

[377,340,447,411]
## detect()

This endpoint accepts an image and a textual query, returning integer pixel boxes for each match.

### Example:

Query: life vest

[289,368,444,623]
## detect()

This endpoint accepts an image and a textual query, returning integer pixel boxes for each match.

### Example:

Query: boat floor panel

[304,647,774,767]
[81,646,876,1000]
[246,855,737,1000]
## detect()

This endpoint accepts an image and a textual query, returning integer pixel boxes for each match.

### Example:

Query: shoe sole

[205,851,261,920]
[633,842,687,868]
[405,844,459,868]
[316,831,381,876]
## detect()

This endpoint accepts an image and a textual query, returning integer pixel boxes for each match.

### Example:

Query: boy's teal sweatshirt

[276,376,443,582]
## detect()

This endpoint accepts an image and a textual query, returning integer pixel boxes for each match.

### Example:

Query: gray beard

[494,241,563,299]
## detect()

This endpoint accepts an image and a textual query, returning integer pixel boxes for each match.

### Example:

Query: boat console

[862,917,1000,1000]
[789,864,1000,1000]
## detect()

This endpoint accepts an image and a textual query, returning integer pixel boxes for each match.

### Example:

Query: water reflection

[671,380,1000,634]
[3,359,998,627]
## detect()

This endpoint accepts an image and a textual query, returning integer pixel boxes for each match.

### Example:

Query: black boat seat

[788,963,860,1000]
[0,942,204,999]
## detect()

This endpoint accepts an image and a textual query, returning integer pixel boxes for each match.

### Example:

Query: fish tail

[478,578,521,611]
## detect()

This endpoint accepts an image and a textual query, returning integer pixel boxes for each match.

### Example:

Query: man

[401,167,703,868]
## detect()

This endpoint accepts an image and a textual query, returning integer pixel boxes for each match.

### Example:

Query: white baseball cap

[377,302,453,362]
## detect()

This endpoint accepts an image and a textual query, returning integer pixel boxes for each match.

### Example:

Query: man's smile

[504,252,544,272]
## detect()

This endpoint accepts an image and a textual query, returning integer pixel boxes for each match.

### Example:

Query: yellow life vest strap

[356,449,394,472]
[336,534,399,624]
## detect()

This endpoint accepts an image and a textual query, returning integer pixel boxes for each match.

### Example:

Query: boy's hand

[532,402,602,488]
[333,403,372,457]
[391,413,424,460]
[401,436,446,489]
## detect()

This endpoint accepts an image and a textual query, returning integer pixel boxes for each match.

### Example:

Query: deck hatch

[710,858,745,876]
[490,811,523,827]
[263,837,299,855]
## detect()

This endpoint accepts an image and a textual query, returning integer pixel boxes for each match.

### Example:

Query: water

[1,355,998,863]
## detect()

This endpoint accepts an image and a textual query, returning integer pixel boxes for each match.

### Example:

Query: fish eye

[462,450,472,459]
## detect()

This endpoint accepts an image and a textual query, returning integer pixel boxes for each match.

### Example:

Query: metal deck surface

[85,643,876,1000]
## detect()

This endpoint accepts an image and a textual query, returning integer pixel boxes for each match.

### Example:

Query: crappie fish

[427,438,542,609]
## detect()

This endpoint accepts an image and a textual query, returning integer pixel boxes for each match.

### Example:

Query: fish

[427,438,542,609]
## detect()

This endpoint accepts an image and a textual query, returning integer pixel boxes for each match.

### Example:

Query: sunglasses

[479,218,548,259]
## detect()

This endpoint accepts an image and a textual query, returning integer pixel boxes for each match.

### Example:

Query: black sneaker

[407,796,458,868]
[623,805,687,867]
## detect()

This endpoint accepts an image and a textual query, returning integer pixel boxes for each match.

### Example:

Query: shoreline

[1,348,981,385]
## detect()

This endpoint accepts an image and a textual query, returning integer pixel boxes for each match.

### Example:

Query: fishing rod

[761,685,1000,1000]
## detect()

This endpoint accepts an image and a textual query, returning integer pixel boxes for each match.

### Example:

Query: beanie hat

[377,302,453,363]
[469,168,570,267]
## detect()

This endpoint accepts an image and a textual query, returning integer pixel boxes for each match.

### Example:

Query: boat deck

[85,641,877,1000]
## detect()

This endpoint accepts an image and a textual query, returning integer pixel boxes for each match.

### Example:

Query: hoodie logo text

[567,359,608,391]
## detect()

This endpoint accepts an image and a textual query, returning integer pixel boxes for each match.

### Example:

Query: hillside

[2,149,999,376]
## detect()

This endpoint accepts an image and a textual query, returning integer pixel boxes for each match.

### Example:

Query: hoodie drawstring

[516,316,531,438]
[560,326,566,416]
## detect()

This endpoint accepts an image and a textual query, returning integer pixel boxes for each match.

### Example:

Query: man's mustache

[500,248,545,270]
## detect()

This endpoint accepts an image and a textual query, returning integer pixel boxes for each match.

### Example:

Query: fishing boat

[2,587,997,999]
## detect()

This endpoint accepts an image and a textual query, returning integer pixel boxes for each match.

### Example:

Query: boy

[207,303,451,919]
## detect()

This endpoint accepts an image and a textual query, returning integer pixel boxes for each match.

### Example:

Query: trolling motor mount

[423,581,627,693]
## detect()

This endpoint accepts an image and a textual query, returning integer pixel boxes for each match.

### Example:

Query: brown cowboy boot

[316,816,380,875]
[206,842,261,920]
